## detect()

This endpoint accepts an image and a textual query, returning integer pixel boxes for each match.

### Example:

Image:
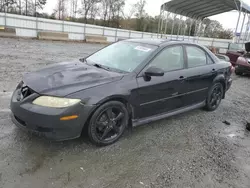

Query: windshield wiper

[92,63,111,71]
[79,58,85,62]
[87,62,127,74]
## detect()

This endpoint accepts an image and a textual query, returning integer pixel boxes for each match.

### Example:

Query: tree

[0,0,17,12]
[218,29,233,39]
[17,0,21,14]
[80,0,100,24]
[54,0,67,20]
[121,4,135,29]
[89,3,100,23]
[109,0,125,27]
[203,18,211,36]
[24,0,35,15]
[134,0,147,31]
[22,0,47,16]
[35,0,46,13]
[70,0,78,18]
[100,0,109,26]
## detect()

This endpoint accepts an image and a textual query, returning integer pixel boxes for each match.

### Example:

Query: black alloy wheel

[88,101,129,146]
[205,83,223,111]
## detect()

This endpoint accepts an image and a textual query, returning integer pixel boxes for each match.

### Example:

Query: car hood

[23,60,123,97]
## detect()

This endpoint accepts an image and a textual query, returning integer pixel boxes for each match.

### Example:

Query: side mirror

[144,67,164,77]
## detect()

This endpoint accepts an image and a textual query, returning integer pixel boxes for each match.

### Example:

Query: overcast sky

[43,0,250,31]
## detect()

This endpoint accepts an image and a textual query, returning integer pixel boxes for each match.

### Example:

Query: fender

[213,74,225,83]
[96,94,130,105]
[95,94,137,119]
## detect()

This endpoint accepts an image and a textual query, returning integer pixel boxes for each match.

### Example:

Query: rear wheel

[205,83,223,111]
[88,101,129,146]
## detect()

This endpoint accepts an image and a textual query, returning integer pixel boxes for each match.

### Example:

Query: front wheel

[205,83,224,111]
[88,101,129,146]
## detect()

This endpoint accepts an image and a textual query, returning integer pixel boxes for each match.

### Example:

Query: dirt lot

[0,38,250,188]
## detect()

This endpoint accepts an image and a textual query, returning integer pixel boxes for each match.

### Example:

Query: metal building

[158,0,250,44]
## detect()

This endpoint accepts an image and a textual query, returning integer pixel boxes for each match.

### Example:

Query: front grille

[21,86,34,99]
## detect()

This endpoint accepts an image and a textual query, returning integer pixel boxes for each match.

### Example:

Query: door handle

[179,76,185,80]
[211,68,216,72]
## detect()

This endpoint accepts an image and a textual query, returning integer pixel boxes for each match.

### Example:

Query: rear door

[135,45,188,119]
[183,45,217,106]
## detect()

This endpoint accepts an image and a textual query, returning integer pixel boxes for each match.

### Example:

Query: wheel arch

[213,75,226,99]
[82,95,133,133]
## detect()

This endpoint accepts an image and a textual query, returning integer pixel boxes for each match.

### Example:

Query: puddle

[228,134,236,138]
[219,121,246,140]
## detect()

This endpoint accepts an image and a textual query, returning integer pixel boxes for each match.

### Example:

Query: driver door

[135,45,188,119]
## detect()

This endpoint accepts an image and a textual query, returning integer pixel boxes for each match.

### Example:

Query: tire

[88,101,129,146]
[235,69,243,75]
[205,83,224,111]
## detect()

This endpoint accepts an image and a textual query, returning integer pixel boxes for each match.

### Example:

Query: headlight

[33,96,81,108]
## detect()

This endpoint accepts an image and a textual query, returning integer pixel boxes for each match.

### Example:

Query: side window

[148,46,184,72]
[207,55,214,64]
[186,46,207,68]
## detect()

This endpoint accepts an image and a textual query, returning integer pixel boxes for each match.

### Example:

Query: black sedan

[10,39,233,146]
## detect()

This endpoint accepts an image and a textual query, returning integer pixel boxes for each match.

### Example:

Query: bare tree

[25,0,27,14]
[134,0,146,31]
[70,0,78,18]
[54,0,67,20]
[89,2,100,23]
[109,0,124,27]
[72,0,79,18]
[23,0,36,16]
[80,0,100,23]
[0,0,17,12]
[18,0,21,14]
[0,0,46,15]
[100,0,109,26]
[122,4,135,20]
[121,3,135,29]
[61,0,67,19]
[35,0,46,13]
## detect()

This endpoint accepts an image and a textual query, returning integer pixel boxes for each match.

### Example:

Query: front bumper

[10,89,95,141]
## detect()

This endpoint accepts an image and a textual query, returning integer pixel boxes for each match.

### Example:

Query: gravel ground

[0,38,250,188]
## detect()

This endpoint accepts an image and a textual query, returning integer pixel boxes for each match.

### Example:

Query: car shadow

[13,107,205,150]
[6,107,208,177]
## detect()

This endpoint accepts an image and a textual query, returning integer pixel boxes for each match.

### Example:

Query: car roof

[124,38,171,46]
[124,38,197,47]
[124,38,219,63]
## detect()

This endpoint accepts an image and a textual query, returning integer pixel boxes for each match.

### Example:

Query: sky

[43,0,250,31]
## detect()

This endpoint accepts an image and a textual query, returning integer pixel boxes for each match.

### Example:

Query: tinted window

[86,41,157,73]
[148,46,184,72]
[186,46,207,68]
